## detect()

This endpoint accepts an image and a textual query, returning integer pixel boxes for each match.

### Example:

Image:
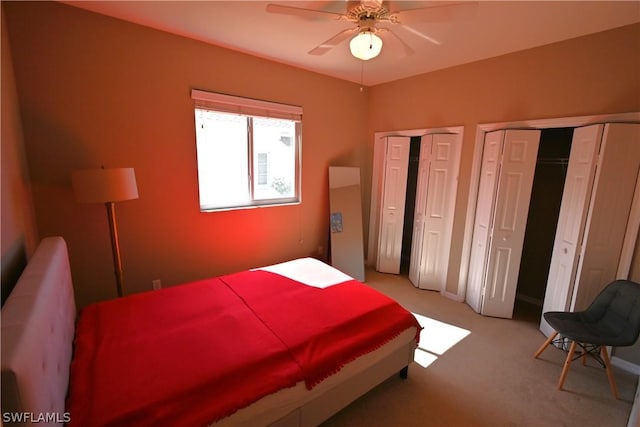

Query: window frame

[192,89,302,212]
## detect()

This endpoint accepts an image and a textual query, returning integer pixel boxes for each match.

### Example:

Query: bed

[1,237,420,426]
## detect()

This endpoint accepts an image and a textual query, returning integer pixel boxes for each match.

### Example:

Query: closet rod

[537,158,569,165]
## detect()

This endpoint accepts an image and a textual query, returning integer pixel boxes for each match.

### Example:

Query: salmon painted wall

[4,2,368,308]
[1,6,39,303]
[4,1,640,311]
[365,23,640,296]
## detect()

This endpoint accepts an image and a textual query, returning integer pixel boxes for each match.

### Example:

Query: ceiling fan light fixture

[349,31,383,60]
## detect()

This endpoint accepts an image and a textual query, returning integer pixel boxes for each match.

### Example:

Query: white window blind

[191,89,302,121]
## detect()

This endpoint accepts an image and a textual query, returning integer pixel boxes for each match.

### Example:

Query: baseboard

[612,357,639,427]
[442,290,464,302]
[628,379,640,427]
[612,356,640,375]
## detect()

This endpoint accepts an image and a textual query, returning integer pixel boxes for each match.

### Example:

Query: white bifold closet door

[377,136,411,274]
[376,133,462,294]
[465,129,541,318]
[540,123,640,336]
[538,125,603,336]
[409,134,461,290]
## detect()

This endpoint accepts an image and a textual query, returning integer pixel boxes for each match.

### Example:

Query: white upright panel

[571,123,640,311]
[466,131,504,313]
[409,136,432,287]
[377,136,410,274]
[539,125,603,336]
[414,134,462,290]
[367,136,387,267]
[481,129,540,319]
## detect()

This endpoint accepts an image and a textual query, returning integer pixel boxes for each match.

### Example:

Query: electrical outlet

[152,279,162,290]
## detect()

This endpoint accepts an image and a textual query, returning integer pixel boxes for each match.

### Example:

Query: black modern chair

[534,279,640,398]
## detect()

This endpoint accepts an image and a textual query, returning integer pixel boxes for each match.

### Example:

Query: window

[192,90,302,211]
[257,153,269,185]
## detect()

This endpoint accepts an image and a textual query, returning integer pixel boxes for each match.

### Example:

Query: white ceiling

[61,1,640,86]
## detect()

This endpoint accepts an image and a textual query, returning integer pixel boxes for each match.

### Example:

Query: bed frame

[1,237,416,426]
[1,237,76,424]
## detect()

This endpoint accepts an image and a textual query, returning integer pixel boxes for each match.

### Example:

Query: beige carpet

[321,269,638,427]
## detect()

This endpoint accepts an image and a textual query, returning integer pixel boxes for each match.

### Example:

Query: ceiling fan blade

[393,1,478,25]
[308,28,357,55]
[266,3,344,21]
[398,24,441,45]
[384,28,415,56]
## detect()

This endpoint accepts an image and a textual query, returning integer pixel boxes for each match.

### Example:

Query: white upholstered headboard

[1,237,76,426]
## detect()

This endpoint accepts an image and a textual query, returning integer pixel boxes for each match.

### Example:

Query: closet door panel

[409,136,432,286]
[540,124,603,336]
[481,129,540,318]
[466,131,504,312]
[417,134,461,290]
[571,123,640,310]
[377,137,410,274]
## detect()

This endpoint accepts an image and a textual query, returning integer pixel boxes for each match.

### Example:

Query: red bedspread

[221,271,421,389]
[66,269,420,426]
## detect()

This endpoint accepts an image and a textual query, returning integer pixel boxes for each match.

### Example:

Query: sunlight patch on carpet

[412,312,470,368]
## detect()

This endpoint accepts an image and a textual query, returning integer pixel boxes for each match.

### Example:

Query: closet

[372,131,463,293]
[540,123,640,336]
[465,123,640,329]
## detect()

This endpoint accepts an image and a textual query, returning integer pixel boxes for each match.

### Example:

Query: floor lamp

[72,167,139,297]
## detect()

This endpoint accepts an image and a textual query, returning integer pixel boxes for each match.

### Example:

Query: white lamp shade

[72,168,139,204]
[349,31,383,60]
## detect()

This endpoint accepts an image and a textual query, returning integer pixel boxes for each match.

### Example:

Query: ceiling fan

[266,1,476,60]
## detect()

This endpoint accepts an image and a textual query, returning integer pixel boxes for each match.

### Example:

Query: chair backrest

[582,280,640,347]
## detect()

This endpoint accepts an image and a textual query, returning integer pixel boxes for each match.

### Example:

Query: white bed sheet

[253,257,353,289]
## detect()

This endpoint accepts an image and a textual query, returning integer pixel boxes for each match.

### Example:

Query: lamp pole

[72,167,138,298]
[105,201,125,297]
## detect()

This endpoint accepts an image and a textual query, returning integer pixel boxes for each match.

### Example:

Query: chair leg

[600,346,619,399]
[558,340,577,390]
[534,331,558,358]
